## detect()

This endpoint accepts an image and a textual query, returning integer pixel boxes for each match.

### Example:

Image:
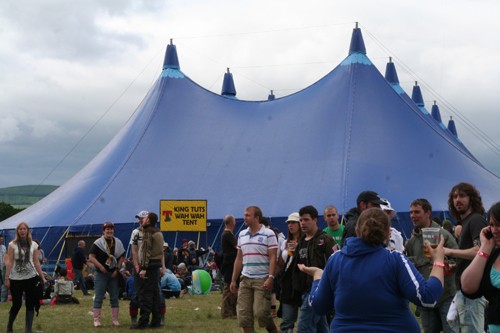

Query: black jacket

[462,247,500,325]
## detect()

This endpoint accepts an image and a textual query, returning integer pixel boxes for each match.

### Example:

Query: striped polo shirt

[237,225,278,279]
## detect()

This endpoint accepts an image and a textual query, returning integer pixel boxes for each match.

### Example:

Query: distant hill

[0,185,58,207]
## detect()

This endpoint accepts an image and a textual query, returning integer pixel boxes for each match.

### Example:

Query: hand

[297,264,324,280]
[161,267,166,277]
[229,281,238,294]
[139,270,147,279]
[479,226,495,253]
[262,277,273,290]
[99,266,107,274]
[428,235,445,263]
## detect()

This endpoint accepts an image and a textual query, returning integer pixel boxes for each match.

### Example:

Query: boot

[111,308,120,327]
[6,310,16,333]
[25,311,34,333]
[92,308,102,328]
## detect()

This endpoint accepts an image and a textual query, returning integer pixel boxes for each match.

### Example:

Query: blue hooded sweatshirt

[308,237,443,332]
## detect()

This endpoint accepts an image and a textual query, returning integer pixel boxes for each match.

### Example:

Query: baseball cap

[286,212,300,223]
[135,210,149,219]
[356,191,387,205]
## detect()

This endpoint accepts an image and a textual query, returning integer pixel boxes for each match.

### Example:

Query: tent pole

[46,226,71,274]
[210,220,224,250]
[174,232,178,248]
[39,226,51,245]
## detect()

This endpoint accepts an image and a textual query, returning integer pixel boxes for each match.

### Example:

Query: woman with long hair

[4,222,46,333]
[278,212,303,333]
[88,222,125,328]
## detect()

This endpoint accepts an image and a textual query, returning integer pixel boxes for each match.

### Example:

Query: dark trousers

[9,277,37,319]
[137,266,161,327]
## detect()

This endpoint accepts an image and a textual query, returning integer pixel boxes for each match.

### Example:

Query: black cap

[356,191,387,205]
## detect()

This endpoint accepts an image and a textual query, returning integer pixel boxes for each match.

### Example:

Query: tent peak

[411,82,424,107]
[384,57,399,84]
[268,90,275,101]
[431,100,443,123]
[162,40,180,70]
[348,23,366,55]
[221,68,237,97]
[448,116,458,137]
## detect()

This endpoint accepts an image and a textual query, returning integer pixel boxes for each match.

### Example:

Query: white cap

[135,210,149,219]
[286,212,300,223]
[380,199,396,218]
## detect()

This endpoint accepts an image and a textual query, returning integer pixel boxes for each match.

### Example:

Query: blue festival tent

[2,26,500,261]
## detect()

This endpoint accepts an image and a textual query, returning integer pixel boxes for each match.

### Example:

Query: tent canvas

[2,26,500,261]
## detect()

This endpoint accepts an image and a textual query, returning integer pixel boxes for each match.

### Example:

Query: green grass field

[0,291,262,333]
[0,290,422,333]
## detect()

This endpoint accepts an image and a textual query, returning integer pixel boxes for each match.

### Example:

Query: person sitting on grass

[54,268,79,304]
[175,263,192,294]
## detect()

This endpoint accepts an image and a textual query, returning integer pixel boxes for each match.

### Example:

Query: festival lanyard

[105,238,114,256]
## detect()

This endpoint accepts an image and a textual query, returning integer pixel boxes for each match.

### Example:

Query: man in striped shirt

[230,206,279,333]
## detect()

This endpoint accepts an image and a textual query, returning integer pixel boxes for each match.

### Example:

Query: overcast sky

[1,0,499,188]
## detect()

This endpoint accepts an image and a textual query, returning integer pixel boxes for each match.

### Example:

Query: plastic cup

[422,227,440,258]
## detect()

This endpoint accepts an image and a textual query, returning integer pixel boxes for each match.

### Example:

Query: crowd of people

[1,181,499,333]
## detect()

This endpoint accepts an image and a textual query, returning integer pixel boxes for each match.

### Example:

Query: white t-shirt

[9,241,38,280]
[237,225,278,279]
[388,227,405,252]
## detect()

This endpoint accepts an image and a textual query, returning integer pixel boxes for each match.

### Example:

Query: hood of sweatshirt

[341,237,384,257]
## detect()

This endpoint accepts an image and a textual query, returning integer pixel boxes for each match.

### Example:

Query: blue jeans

[280,302,299,331]
[419,297,458,333]
[72,268,88,294]
[297,292,329,333]
[93,271,120,308]
[454,290,486,333]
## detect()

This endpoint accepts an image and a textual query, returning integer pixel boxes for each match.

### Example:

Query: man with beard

[444,183,487,333]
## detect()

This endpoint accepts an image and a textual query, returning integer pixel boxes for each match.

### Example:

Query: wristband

[477,251,490,259]
[433,262,445,268]
[268,274,274,279]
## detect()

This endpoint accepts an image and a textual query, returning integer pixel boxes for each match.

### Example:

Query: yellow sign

[160,200,207,231]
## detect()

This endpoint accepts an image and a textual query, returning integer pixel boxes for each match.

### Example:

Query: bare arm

[230,249,243,294]
[4,244,14,289]
[444,245,479,261]
[132,244,139,268]
[428,236,445,286]
[263,247,277,290]
[32,248,46,284]
[461,227,495,294]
